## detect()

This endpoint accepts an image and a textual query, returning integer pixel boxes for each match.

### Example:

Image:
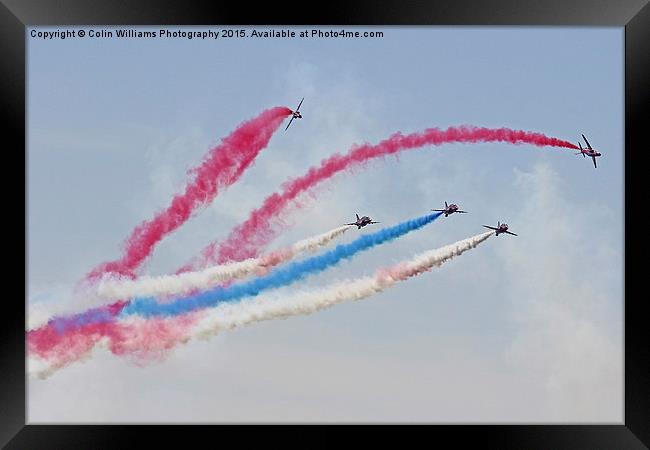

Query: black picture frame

[3,0,648,447]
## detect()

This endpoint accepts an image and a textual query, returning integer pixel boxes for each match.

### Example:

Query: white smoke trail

[95,225,353,301]
[27,231,493,379]
[189,231,494,340]
[27,285,110,331]
[26,226,352,332]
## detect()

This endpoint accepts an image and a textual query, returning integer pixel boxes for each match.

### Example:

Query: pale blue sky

[27,27,623,423]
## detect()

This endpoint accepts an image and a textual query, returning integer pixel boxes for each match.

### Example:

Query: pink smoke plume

[85,106,292,281]
[181,125,578,270]
[28,231,492,377]
[28,303,200,376]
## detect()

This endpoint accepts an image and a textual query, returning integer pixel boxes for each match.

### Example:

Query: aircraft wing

[504,230,518,236]
[582,134,593,150]
[296,97,304,112]
[285,116,294,131]
[370,221,380,224]
[345,222,357,226]
[431,209,445,212]
[483,225,498,231]
[457,210,468,213]
[592,156,597,168]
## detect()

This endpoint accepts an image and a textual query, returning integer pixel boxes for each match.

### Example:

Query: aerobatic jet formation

[346,214,380,229]
[285,97,304,131]
[432,201,468,217]
[576,134,602,168]
[483,221,518,236]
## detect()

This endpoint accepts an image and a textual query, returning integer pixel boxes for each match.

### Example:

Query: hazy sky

[27,26,623,423]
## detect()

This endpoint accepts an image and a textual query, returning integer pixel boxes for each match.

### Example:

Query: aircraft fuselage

[356,217,373,228]
[443,205,459,216]
[347,215,377,229]
[494,224,510,235]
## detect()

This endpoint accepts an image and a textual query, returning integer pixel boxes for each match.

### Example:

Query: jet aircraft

[432,201,468,217]
[346,214,380,229]
[285,97,304,131]
[483,221,518,236]
[576,134,602,169]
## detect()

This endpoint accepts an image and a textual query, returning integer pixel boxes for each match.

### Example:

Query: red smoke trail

[28,306,199,374]
[85,106,292,281]
[183,125,577,269]
[28,301,128,372]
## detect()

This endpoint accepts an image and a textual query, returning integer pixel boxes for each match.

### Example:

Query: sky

[27,26,623,423]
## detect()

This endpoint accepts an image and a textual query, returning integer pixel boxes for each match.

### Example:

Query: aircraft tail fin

[356,213,360,221]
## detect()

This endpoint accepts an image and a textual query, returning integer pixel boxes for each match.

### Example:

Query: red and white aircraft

[576,134,602,169]
[483,221,518,236]
[346,214,380,229]
[285,97,304,131]
[432,201,468,217]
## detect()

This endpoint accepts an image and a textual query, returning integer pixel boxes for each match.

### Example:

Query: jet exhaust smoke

[95,225,353,301]
[29,212,441,347]
[183,125,576,270]
[27,226,353,364]
[28,231,492,378]
[189,230,495,339]
[120,212,443,318]
[27,226,352,361]
[28,310,199,379]
[84,106,292,281]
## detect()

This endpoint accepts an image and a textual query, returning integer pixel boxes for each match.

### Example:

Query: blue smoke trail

[120,212,442,318]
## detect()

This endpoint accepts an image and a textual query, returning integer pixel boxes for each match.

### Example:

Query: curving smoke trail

[28,310,200,379]
[28,231,492,379]
[26,225,354,363]
[187,230,495,340]
[121,212,443,318]
[27,300,135,378]
[95,225,353,301]
[84,106,292,281]
[27,214,438,365]
[181,125,576,270]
